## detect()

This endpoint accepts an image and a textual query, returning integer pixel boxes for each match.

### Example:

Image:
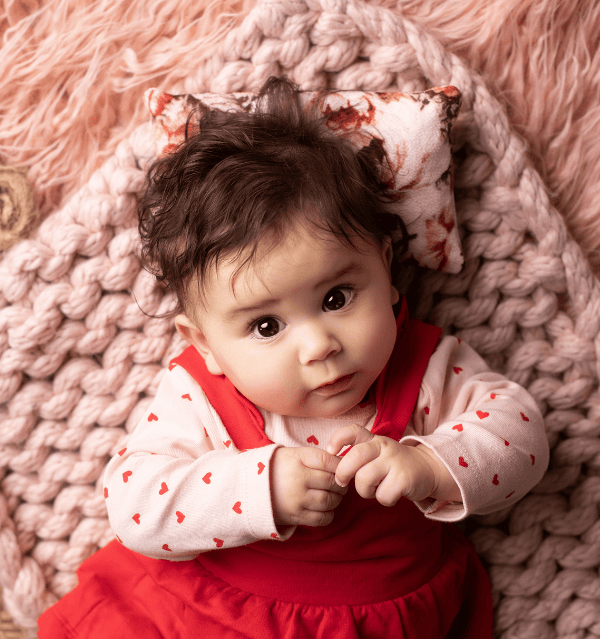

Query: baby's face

[176,224,398,418]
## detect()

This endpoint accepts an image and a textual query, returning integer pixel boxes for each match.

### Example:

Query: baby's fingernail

[335,478,347,488]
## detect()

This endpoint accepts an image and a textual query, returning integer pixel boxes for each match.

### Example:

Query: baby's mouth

[313,374,355,397]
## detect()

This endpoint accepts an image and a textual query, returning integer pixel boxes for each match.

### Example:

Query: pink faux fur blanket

[1,0,599,273]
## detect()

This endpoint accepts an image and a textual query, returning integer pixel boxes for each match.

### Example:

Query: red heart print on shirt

[118,448,127,456]
[257,462,265,475]
[203,473,212,484]
[458,457,468,468]
[271,533,279,539]
[476,411,489,419]
[224,440,232,448]
[307,435,319,445]
[148,413,158,422]
[452,424,463,432]
[521,412,530,421]
[162,544,172,552]
[176,511,185,524]
[424,407,430,415]
[490,393,497,399]
[181,394,192,401]
[132,513,140,524]
[530,455,536,465]
[233,502,242,514]
[214,538,224,548]
[122,471,132,483]
[453,367,462,374]
[159,482,168,495]
[104,487,108,498]
[492,474,499,485]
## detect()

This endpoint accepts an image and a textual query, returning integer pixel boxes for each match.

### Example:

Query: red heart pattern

[122,471,132,483]
[118,448,127,456]
[159,482,168,495]
[452,424,463,432]
[257,462,265,475]
[214,538,224,548]
[132,513,140,524]
[521,412,530,421]
[307,435,319,445]
[424,407,430,415]
[232,501,242,514]
[492,474,499,485]
[162,544,172,552]
[530,455,536,465]
[202,473,212,484]
[181,394,192,401]
[224,440,232,448]
[270,533,278,539]
[148,413,158,421]
[490,393,497,399]
[104,487,108,498]
[176,511,185,524]
[505,440,510,446]
[453,367,462,374]
[476,410,489,419]
[458,457,468,468]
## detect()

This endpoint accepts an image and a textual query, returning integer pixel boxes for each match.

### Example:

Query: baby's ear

[174,314,224,376]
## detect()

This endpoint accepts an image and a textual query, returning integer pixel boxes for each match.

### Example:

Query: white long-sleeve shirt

[104,335,549,560]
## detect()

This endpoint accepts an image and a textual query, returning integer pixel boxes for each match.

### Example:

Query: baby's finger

[296,509,335,527]
[351,460,400,503]
[303,488,344,512]
[298,447,341,474]
[335,440,380,488]
[326,423,374,455]
[306,468,348,495]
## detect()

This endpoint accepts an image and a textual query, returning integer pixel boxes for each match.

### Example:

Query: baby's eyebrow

[313,263,361,291]
[225,298,280,321]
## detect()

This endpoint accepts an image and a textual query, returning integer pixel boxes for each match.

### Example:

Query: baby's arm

[104,365,282,560]
[330,335,549,520]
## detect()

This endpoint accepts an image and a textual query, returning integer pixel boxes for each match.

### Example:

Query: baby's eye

[251,317,285,339]
[322,287,354,312]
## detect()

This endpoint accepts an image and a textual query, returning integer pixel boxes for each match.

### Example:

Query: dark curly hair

[138,76,408,314]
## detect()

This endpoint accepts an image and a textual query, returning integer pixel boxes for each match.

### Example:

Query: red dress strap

[170,347,273,450]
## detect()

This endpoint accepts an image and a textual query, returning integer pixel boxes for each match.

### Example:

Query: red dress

[39,305,493,638]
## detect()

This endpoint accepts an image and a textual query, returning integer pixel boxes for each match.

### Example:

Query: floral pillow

[144,86,463,273]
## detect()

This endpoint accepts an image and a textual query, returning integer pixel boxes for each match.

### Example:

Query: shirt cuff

[401,435,469,521]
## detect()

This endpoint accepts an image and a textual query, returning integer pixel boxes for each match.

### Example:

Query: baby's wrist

[413,443,462,503]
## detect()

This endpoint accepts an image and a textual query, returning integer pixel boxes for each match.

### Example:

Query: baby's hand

[327,424,461,506]
[271,447,348,527]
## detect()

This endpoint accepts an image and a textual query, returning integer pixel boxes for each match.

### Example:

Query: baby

[39,77,549,639]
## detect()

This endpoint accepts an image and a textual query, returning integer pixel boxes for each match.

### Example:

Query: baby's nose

[298,324,342,365]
